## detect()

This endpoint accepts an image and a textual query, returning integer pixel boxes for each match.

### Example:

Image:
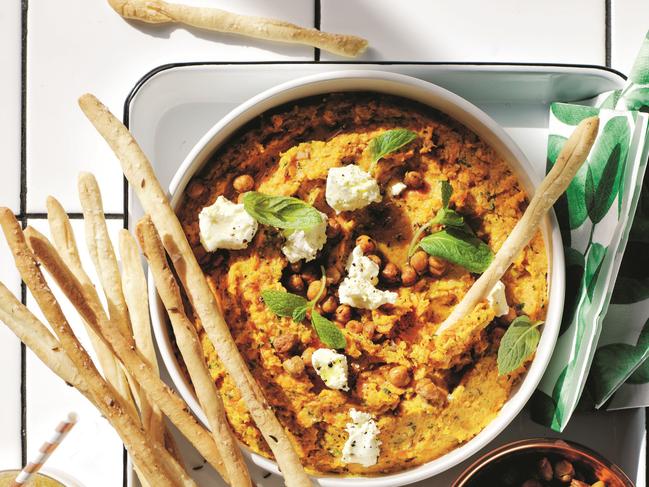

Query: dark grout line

[314,0,321,62]
[22,212,125,220]
[605,0,611,68]
[20,0,29,468]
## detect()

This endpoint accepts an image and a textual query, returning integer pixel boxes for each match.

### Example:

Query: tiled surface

[320,0,606,64]
[24,218,125,487]
[611,0,649,75]
[26,0,315,214]
[0,1,22,214]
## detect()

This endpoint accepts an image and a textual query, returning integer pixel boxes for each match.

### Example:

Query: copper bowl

[452,438,635,487]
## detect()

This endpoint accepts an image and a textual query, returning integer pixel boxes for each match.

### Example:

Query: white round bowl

[150,70,565,487]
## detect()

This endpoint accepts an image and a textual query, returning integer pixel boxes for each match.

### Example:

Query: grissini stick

[119,229,166,447]
[78,173,133,340]
[78,93,312,487]
[78,173,148,415]
[23,225,229,482]
[137,216,252,487]
[0,282,197,487]
[435,116,600,336]
[108,0,368,58]
[46,196,134,415]
[0,209,177,487]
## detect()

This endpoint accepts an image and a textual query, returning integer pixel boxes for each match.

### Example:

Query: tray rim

[122,61,627,127]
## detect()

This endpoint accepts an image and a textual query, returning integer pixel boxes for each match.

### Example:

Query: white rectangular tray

[125,63,646,487]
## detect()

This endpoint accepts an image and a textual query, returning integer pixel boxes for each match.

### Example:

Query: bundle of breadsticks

[0,95,314,486]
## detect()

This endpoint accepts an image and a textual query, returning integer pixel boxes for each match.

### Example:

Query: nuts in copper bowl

[452,439,634,487]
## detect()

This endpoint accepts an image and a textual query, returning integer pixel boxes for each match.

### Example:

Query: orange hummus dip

[177,93,548,475]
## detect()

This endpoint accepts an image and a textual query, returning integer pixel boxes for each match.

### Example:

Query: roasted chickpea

[187,180,206,199]
[410,250,429,274]
[380,262,400,283]
[335,304,352,323]
[401,265,418,286]
[404,171,424,189]
[387,366,410,388]
[301,266,319,285]
[326,217,342,238]
[282,356,305,376]
[345,320,363,334]
[554,460,575,483]
[367,254,382,268]
[307,280,326,302]
[362,322,376,339]
[537,457,553,482]
[286,274,305,293]
[415,378,447,407]
[490,326,506,349]
[428,256,448,277]
[355,234,376,253]
[301,347,315,366]
[273,333,297,354]
[321,295,338,314]
[326,267,342,285]
[233,174,254,193]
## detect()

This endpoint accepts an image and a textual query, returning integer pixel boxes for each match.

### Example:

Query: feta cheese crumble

[311,348,349,391]
[199,196,258,251]
[389,182,407,197]
[338,246,397,310]
[487,280,509,317]
[281,211,328,263]
[342,409,381,467]
[325,165,381,213]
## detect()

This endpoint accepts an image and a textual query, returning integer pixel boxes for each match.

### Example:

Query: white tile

[26,0,314,214]
[0,1,22,213]
[611,0,649,75]
[321,0,605,64]
[0,218,23,471]
[25,218,125,487]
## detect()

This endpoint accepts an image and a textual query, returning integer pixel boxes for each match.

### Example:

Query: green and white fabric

[532,31,649,431]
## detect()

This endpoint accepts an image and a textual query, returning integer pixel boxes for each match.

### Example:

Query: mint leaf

[311,311,346,349]
[432,207,464,227]
[369,129,417,164]
[440,180,453,208]
[497,316,543,376]
[419,227,493,273]
[261,290,308,317]
[243,192,322,231]
[292,304,308,322]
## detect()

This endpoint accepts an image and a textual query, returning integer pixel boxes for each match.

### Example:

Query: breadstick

[0,281,197,487]
[23,225,229,482]
[78,173,133,340]
[0,209,177,487]
[435,116,600,335]
[108,0,368,58]
[79,93,312,487]
[119,229,164,446]
[46,196,134,411]
[136,216,251,487]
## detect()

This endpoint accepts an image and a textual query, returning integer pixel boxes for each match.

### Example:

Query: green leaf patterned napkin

[531,31,649,431]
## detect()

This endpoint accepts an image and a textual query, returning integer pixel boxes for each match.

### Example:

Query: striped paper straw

[11,412,78,487]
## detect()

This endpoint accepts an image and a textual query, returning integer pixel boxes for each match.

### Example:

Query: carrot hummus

[177,93,548,475]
